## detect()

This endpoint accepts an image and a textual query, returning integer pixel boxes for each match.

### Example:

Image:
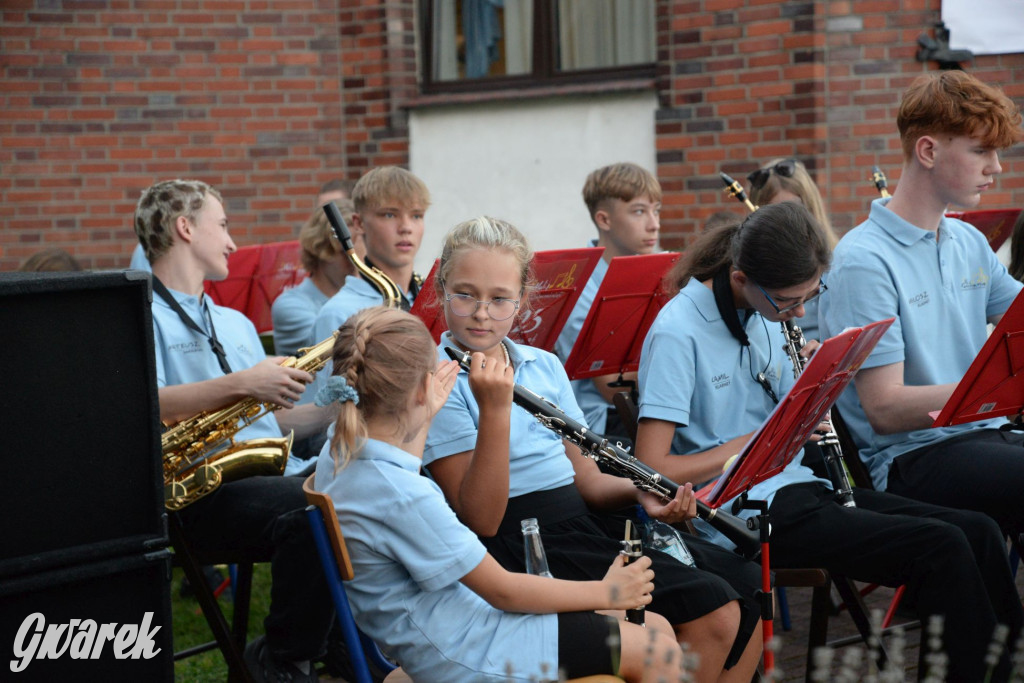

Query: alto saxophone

[162,332,339,510]
[322,202,407,310]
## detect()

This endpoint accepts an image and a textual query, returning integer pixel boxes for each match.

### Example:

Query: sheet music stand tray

[562,252,680,382]
[932,289,1024,428]
[410,248,603,350]
[701,317,895,508]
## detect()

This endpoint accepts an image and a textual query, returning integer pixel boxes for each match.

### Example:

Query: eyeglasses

[756,280,827,315]
[747,159,798,192]
[441,284,520,321]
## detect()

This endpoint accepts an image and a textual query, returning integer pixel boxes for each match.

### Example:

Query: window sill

[405,77,657,110]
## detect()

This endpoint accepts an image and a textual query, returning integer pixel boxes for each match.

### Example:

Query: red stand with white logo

[696,317,894,677]
[931,288,1024,427]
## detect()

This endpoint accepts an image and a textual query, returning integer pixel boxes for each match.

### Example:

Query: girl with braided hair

[313,306,683,682]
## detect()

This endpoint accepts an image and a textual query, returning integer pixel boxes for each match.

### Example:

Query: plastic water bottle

[521,518,553,577]
[636,508,696,567]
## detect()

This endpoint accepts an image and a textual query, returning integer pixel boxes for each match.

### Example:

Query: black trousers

[887,427,1024,538]
[482,485,763,670]
[176,475,335,662]
[768,483,1023,683]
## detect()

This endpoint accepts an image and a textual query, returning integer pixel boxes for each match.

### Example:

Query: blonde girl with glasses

[423,216,766,683]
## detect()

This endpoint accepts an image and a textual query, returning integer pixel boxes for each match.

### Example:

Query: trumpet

[780,321,856,508]
[444,346,762,560]
[322,201,408,310]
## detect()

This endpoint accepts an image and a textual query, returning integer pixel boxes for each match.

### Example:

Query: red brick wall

[655,0,1024,250]
[2,0,1022,268]
[0,0,348,270]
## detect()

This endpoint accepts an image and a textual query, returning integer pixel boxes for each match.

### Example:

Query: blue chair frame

[302,477,397,683]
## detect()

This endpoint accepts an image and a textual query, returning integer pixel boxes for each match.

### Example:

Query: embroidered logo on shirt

[711,373,731,389]
[908,291,930,307]
[960,267,989,290]
[168,341,203,354]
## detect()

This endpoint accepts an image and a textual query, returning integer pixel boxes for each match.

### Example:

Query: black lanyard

[152,276,233,375]
[711,267,777,405]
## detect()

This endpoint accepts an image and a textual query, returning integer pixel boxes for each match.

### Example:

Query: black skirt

[482,484,763,669]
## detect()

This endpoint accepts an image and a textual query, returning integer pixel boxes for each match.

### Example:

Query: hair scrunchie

[315,375,360,407]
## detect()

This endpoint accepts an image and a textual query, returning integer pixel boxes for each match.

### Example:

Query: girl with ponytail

[313,307,683,682]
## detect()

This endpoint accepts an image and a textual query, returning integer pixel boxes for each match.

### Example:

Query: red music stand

[701,317,895,507]
[562,252,680,381]
[204,241,305,334]
[409,248,603,350]
[931,289,1024,427]
[695,316,893,676]
[946,208,1022,253]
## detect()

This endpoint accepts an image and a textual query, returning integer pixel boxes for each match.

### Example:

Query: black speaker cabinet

[0,549,173,682]
[0,271,167,578]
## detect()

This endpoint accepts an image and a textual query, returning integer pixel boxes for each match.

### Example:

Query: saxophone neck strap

[152,275,233,375]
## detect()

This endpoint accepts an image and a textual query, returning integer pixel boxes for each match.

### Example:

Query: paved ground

[770,559,1024,682]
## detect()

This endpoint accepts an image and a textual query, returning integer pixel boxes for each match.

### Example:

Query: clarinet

[871,165,892,198]
[443,347,762,560]
[780,321,857,508]
[719,172,758,212]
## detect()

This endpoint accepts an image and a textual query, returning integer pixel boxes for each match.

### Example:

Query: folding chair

[613,392,893,681]
[301,475,399,683]
[302,476,625,682]
[168,512,259,683]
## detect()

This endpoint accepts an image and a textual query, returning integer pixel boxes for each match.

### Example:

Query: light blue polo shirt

[638,278,824,551]
[554,244,611,434]
[129,243,152,272]
[424,336,579,497]
[819,198,1022,489]
[271,277,329,356]
[315,438,558,681]
[152,287,290,455]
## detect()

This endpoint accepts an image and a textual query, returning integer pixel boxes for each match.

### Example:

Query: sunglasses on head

[747,159,798,192]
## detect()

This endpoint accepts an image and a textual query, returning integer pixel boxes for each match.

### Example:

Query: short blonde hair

[351,167,431,214]
[582,162,662,222]
[134,179,222,263]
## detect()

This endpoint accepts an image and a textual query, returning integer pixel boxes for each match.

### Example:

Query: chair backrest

[302,474,355,580]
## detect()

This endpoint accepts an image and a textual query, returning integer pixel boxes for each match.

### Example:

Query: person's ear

[915,135,938,169]
[174,214,193,243]
[350,213,366,237]
[594,208,612,233]
[731,269,748,287]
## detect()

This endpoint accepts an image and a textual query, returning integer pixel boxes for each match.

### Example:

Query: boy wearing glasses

[820,72,1024,542]
[553,162,662,438]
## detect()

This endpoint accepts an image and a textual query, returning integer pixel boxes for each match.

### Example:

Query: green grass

[171,564,273,682]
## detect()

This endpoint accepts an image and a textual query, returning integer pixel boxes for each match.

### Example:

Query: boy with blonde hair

[554,162,661,437]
